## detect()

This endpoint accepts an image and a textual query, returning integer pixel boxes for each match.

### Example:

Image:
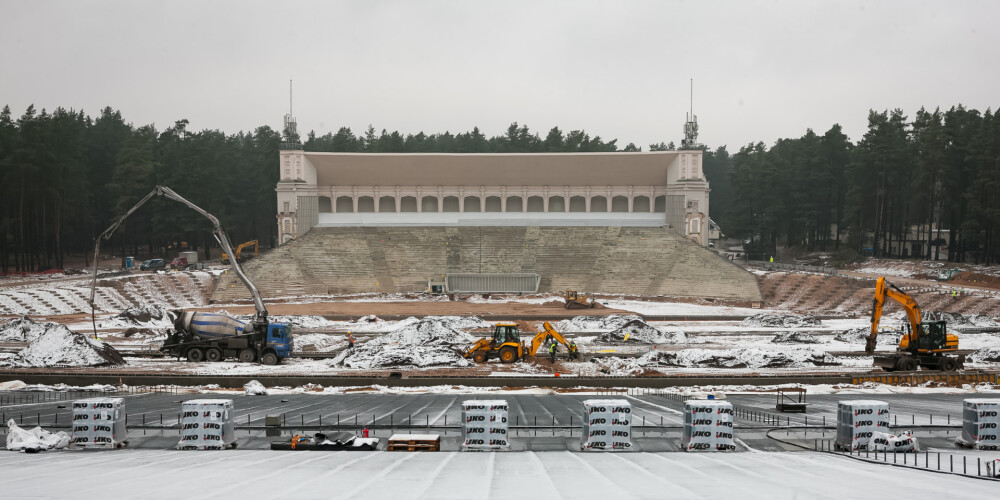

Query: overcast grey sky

[2,0,998,150]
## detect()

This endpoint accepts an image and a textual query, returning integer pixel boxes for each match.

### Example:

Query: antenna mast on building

[681,78,700,150]
[283,79,300,147]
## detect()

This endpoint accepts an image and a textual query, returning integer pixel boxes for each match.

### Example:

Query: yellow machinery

[463,321,579,363]
[563,290,596,309]
[867,276,962,372]
[221,240,258,264]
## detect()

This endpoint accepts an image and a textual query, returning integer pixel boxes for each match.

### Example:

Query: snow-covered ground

[0,450,995,499]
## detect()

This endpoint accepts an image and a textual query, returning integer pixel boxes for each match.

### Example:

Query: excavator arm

[866,277,921,354]
[89,186,268,335]
[527,322,576,356]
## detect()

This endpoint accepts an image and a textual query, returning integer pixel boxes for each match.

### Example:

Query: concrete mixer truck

[88,186,293,365]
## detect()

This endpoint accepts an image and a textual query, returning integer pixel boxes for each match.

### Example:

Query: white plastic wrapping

[177,399,237,450]
[681,400,735,452]
[960,399,1000,450]
[868,430,919,452]
[461,400,509,450]
[835,400,890,451]
[71,397,127,448]
[582,399,632,451]
[6,419,70,452]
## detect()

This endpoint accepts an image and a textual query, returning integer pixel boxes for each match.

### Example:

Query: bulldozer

[563,290,597,309]
[463,321,579,363]
[866,276,963,371]
[221,240,258,265]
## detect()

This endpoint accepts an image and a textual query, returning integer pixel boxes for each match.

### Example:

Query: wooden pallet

[387,434,440,452]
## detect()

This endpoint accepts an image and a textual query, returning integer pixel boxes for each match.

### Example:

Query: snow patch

[555,315,643,332]
[243,380,268,395]
[0,316,52,342]
[771,332,823,344]
[593,348,840,375]
[596,319,686,344]
[330,316,483,369]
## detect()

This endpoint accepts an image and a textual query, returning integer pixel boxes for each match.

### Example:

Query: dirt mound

[932,313,998,328]
[0,316,51,342]
[593,348,839,375]
[596,319,686,344]
[5,323,125,367]
[968,348,1000,364]
[771,332,823,344]
[741,313,821,328]
[330,316,481,369]
[98,305,176,329]
[555,315,643,332]
[835,327,897,346]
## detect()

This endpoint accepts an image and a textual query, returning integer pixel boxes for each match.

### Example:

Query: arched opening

[442,196,460,212]
[463,196,481,212]
[357,196,375,213]
[318,196,332,213]
[569,196,586,212]
[611,195,629,212]
[591,196,607,212]
[548,196,565,212]
[654,195,666,212]
[379,196,396,213]
[526,196,544,212]
[421,196,438,212]
[506,196,523,212]
[335,196,354,213]
[633,195,650,212]
[485,196,502,212]
[400,196,418,212]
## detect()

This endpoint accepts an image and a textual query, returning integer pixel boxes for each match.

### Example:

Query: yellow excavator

[866,276,962,372]
[463,321,579,363]
[221,240,258,265]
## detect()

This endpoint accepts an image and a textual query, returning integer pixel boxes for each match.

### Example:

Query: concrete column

[458,186,465,212]
[543,186,549,212]
[417,186,423,213]
[437,186,443,212]
[564,186,570,212]
[331,187,337,213]
[501,187,507,212]
[373,187,380,213]
[627,186,634,213]
[352,186,358,212]
[394,186,401,213]
[585,186,591,212]
[649,187,655,213]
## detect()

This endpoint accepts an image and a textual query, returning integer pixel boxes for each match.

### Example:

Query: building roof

[304,151,681,186]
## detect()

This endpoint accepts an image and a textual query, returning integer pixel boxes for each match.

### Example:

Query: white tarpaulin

[6,419,70,452]
[836,400,890,451]
[461,400,509,450]
[582,399,632,451]
[681,400,735,452]
[243,380,268,396]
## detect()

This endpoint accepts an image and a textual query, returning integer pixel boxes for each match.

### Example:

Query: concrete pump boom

[89,186,268,334]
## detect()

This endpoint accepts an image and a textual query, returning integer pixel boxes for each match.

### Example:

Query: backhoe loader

[463,322,579,363]
[866,276,962,372]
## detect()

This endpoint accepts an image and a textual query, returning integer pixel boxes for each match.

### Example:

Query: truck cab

[266,323,293,360]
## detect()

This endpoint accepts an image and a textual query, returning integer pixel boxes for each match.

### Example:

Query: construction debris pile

[740,313,821,328]
[969,348,1000,364]
[596,319,686,344]
[0,318,125,368]
[834,327,897,345]
[593,348,840,375]
[331,316,480,369]
[771,332,823,344]
[6,419,70,453]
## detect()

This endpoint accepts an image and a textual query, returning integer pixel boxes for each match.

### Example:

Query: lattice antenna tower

[283,79,299,144]
[681,78,700,149]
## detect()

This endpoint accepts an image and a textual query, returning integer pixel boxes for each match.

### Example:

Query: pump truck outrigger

[866,276,962,372]
[88,185,292,365]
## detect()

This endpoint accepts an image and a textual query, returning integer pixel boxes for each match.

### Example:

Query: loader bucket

[873,355,897,371]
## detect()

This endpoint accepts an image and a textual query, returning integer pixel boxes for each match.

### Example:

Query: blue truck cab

[266,323,293,359]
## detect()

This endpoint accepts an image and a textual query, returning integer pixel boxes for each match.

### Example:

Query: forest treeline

[1,104,998,273]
